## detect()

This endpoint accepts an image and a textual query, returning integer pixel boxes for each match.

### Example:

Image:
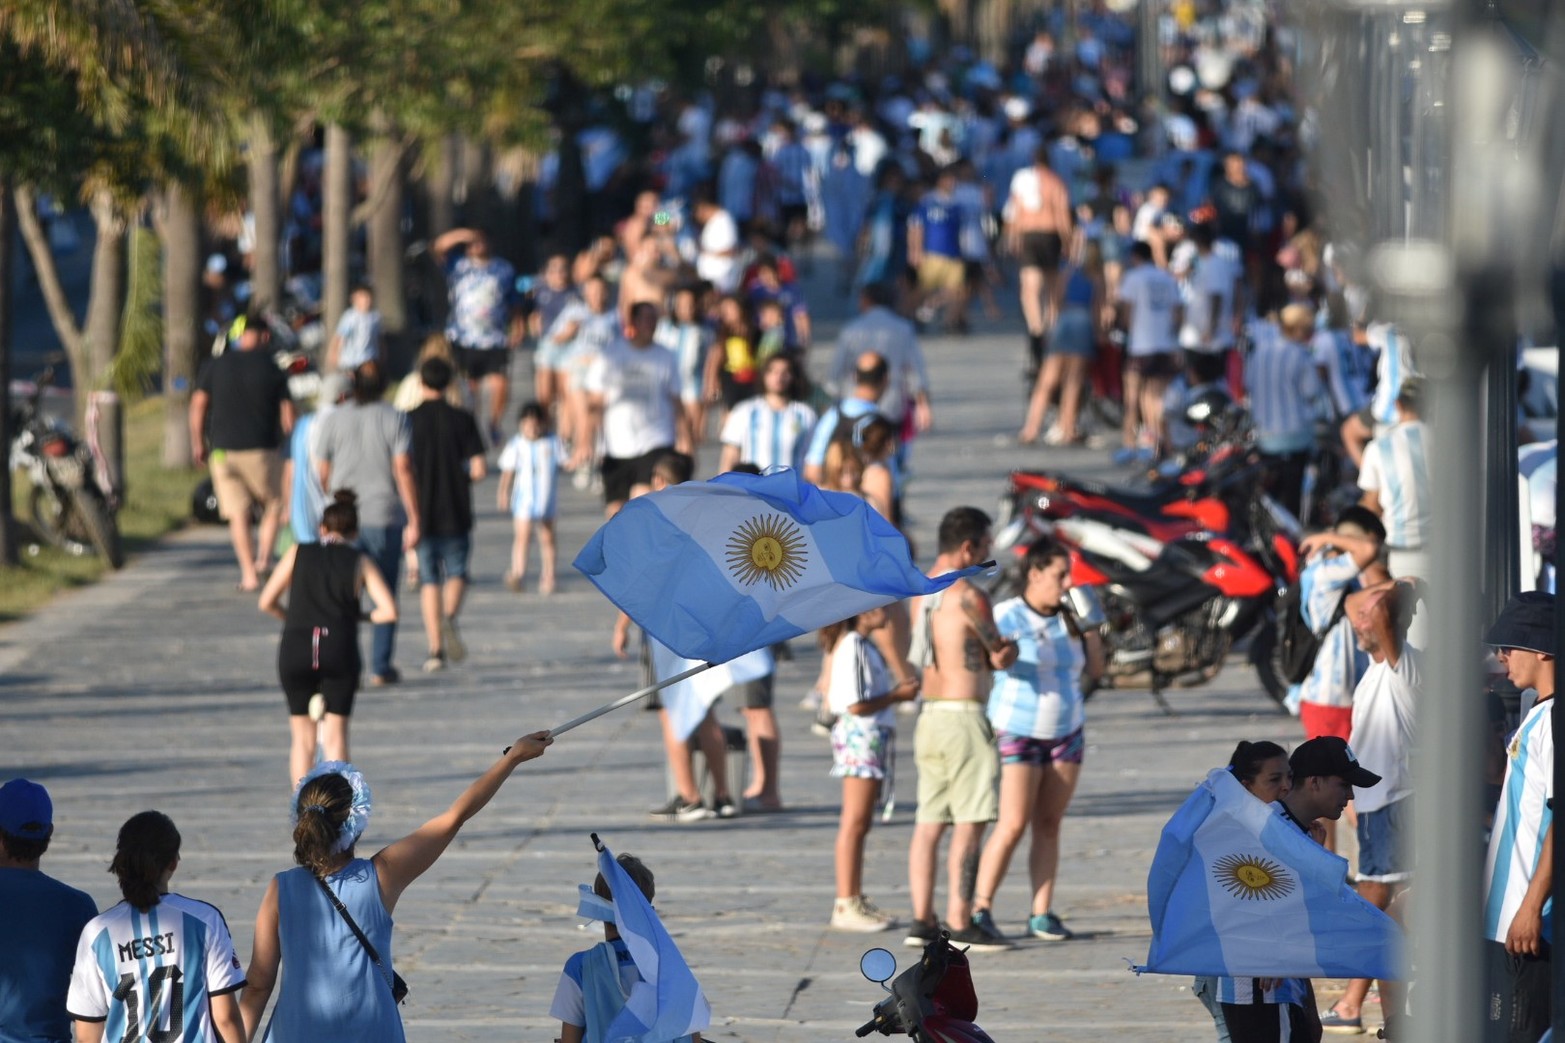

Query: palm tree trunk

[248,112,282,309]
[428,134,457,237]
[322,123,353,337]
[83,189,128,401]
[161,182,201,468]
[0,182,17,566]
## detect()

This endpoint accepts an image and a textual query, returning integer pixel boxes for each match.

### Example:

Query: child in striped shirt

[497,402,567,594]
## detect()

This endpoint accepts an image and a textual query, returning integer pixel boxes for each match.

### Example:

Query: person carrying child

[497,401,568,594]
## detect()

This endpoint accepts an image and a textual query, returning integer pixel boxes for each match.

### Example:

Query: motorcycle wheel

[28,485,84,555]
[69,485,124,568]
[1248,621,1291,714]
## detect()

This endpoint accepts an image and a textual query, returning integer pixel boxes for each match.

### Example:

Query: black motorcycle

[10,366,124,567]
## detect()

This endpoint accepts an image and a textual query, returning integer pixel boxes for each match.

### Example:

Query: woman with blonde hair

[393,333,467,412]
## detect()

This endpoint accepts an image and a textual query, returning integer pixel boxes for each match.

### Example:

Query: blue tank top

[1063,266,1094,309]
[261,859,404,1043]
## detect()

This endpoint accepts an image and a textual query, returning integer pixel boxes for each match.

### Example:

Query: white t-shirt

[584,339,681,459]
[696,209,741,292]
[828,631,896,728]
[1178,250,1241,351]
[1349,647,1420,813]
[1116,264,1182,356]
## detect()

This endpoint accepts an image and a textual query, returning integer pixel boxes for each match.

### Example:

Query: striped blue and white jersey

[1244,335,1322,454]
[987,597,1086,740]
[1483,696,1554,943]
[719,398,817,473]
[1311,328,1374,418]
[1357,420,1432,550]
[1294,551,1367,709]
[498,433,566,521]
[67,894,244,1042]
[1366,323,1416,428]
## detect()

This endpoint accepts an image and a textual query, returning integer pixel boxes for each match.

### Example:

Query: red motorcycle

[857,934,995,1042]
[994,401,1300,711]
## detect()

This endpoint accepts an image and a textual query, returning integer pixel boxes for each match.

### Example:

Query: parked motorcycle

[994,398,1300,711]
[856,934,994,1042]
[9,366,124,567]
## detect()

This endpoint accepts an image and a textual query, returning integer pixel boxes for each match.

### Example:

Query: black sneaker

[714,799,738,819]
[649,797,685,818]
[674,799,712,823]
[903,918,941,948]
[949,913,1013,952]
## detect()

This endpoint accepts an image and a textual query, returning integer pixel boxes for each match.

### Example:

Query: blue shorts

[1356,797,1410,882]
[417,533,471,584]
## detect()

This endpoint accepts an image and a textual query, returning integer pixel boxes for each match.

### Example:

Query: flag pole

[504,662,720,751]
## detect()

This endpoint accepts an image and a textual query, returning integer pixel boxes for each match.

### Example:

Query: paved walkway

[0,293,1320,1040]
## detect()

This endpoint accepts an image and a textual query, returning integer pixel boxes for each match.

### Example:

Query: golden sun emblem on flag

[725,514,808,590]
[1213,853,1295,901]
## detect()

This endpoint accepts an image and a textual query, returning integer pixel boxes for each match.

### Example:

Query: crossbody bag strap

[313,873,397,997]
[1315,587,1352,639]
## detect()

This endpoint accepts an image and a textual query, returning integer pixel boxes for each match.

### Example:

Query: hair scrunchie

[291,761,373,854]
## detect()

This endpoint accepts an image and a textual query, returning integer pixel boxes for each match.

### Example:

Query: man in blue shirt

[909,166,971,334]
[433,227,524,445]
[0,779,97,1043]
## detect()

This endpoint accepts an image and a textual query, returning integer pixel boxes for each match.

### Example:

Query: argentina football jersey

[67,894,245,1042]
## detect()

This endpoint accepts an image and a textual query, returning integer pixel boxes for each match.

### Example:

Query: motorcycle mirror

[859,948,897,984]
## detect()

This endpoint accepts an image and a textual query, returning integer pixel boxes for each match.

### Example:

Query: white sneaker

[831,895,896,933]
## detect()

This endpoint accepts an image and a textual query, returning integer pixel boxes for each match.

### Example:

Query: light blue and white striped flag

[1138,768,1401,980]
[650,640,773,741]
[598,840,712,1042]
[575,469,982,664]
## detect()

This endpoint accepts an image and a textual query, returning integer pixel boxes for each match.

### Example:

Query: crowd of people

[5,3,1560,1040]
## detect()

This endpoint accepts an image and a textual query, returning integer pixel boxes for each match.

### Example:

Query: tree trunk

[161,182,202,468]
[83,189,128,403]
[248,112,282,309]
[367,137,408,375]
[322,123,353,339]
[13,184,85,362]
[428,134,457,237]
[0,182,17,566]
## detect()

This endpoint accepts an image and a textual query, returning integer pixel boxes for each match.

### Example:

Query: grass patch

[2,395,202,622]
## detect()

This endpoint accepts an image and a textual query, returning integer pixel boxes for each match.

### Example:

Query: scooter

[856,933,994,1042]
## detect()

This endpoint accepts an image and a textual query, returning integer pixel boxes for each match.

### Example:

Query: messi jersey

[67,894,245,1042]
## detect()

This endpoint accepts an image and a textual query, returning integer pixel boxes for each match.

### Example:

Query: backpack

[1276,582,1350,685]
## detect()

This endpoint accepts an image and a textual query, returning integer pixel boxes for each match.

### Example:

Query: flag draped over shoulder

[598,841,712,1043]
[1138,768,1402,981]
[575,469,981,664]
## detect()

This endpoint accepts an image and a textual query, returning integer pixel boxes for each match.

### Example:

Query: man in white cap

[0,779,97,1043]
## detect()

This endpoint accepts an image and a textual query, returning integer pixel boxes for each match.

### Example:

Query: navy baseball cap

[1486,591,1555,657]
[1290,737,1382,788]
[0,778,54,839]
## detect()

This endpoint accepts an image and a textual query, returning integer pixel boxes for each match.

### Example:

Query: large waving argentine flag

[1138,768,1401,981]
[575,469,981,664]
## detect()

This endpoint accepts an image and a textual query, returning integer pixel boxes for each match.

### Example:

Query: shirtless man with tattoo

[905,507,1018,951]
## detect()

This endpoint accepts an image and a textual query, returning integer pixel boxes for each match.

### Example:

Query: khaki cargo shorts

[913,700,999,824]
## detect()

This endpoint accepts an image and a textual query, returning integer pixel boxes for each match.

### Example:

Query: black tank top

[284,542,361,632]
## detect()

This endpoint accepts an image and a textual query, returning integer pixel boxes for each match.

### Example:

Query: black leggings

[278,625,360,716]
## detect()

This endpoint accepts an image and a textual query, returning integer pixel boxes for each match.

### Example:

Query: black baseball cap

[1485,591,1555,657]
[1290,736,1382,788]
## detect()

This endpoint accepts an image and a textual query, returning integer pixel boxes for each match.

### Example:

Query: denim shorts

[1356,797,1410,882]
[417,533,471,584]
